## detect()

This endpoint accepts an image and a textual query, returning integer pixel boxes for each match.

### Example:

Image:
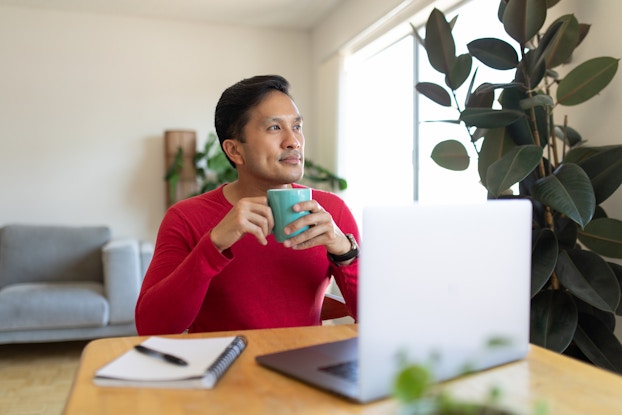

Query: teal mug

[267,188,312,243]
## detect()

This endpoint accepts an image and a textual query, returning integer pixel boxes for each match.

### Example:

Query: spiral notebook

[94,335,247,389]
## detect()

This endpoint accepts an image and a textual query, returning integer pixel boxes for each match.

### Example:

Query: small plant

[414,0,622,372]
[165,132,348,204]
[393,341,548,415]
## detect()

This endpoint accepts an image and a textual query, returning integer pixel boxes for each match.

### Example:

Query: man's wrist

[328,234,359,264]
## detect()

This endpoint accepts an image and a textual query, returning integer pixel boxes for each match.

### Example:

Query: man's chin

[278,170,304,184]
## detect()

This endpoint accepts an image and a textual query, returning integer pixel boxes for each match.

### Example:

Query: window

[341,35,414,223]
[340,0,513,220]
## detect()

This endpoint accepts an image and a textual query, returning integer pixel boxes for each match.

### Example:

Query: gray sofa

[0,224,153,344]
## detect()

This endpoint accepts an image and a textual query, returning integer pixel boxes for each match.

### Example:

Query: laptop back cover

[357,200,532,402]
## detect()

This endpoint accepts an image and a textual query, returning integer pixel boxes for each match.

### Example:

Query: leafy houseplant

[165,132,348,205]
[414,0,622,372]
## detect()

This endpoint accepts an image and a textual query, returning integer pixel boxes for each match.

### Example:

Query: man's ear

[222,139,244,166]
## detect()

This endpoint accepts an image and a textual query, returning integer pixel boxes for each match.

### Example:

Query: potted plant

[165,132,348,205]
[414,0,622,372]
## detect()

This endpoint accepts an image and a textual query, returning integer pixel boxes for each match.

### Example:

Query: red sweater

[135,184,359,335]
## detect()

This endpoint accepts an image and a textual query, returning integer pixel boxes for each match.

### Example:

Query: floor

[0,340,87,415]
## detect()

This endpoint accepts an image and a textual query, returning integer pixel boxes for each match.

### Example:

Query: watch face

[346,234,358,251]
[350,234,358,246]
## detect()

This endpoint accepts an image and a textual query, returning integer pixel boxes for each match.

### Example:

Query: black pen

[134,344,188,366]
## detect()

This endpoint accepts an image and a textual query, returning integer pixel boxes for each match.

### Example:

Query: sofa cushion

[0,224,110,288]
[0,282,110,331]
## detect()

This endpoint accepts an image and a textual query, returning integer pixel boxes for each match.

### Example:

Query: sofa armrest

[139,241,154,281]
[102,239,142,324]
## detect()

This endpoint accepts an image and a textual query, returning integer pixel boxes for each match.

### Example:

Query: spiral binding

[206,336,248,383]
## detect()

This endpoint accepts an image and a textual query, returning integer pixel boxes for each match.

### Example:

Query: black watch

[328,233,359,264]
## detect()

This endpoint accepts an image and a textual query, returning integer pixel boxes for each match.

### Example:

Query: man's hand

[210,196,274,251]
[282,200,352,256]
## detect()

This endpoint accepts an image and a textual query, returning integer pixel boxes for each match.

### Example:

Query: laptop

[256,200,532,403]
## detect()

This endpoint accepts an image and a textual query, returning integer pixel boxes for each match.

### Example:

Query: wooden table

[63,324,622,415]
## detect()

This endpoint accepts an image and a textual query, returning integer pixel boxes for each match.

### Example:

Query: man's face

[235,91,305,186]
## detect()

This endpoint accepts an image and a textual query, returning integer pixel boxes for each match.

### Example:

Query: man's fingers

[211,198,273,251]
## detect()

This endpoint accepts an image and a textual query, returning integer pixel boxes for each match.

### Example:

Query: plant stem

[550,111,560,167]
[551,271,561,290]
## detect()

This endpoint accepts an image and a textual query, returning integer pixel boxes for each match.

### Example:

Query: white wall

[0,5,311,243]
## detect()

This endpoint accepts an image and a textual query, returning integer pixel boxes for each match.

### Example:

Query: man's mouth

[279,152,303,165]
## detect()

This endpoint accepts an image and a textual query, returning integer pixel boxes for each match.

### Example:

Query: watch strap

[328,233,359,263]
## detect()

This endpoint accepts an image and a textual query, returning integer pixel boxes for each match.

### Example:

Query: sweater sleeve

[135,207,232,335]
[320,192,360,321]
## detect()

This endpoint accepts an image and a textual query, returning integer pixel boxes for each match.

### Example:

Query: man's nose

[283,131,302,149]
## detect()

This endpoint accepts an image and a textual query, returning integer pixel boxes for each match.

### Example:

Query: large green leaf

[469,127,487,143]
[555,249,621,313]
[502,0,548,46]
[424,8,455,77]
[578,218,622,259]
[530,290,577,352]
[467,37,518,70]
[564,146,602,164]
[465,83,495,108]
[498,86,524,110]
[431,140,469,171]
[500,90,537,146]
[530,163,595,228]
[531,229,558,297]
[486,145,543,197]
[575,296,617,332]
[555,215,579,251]
[478,128,516,186]
[416,82,452,107]
[519,94,554,110]
[577,145,622,204]
[513,99,554,148]
[464,68,480,108]
[573,313,622,373]
[538,14,580,69]
[557,57,619,106]
[576,22,590,46]
[459,108,525,128]
[554,124,582,147]
[446,53,472,90]
[472,82,522,95]
[515,48,547,89]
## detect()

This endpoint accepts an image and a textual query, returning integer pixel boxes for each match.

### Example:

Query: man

[135,75,359,335]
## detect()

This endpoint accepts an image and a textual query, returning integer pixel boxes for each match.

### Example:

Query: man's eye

[268,125,280,131]
[293,124,302,131]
